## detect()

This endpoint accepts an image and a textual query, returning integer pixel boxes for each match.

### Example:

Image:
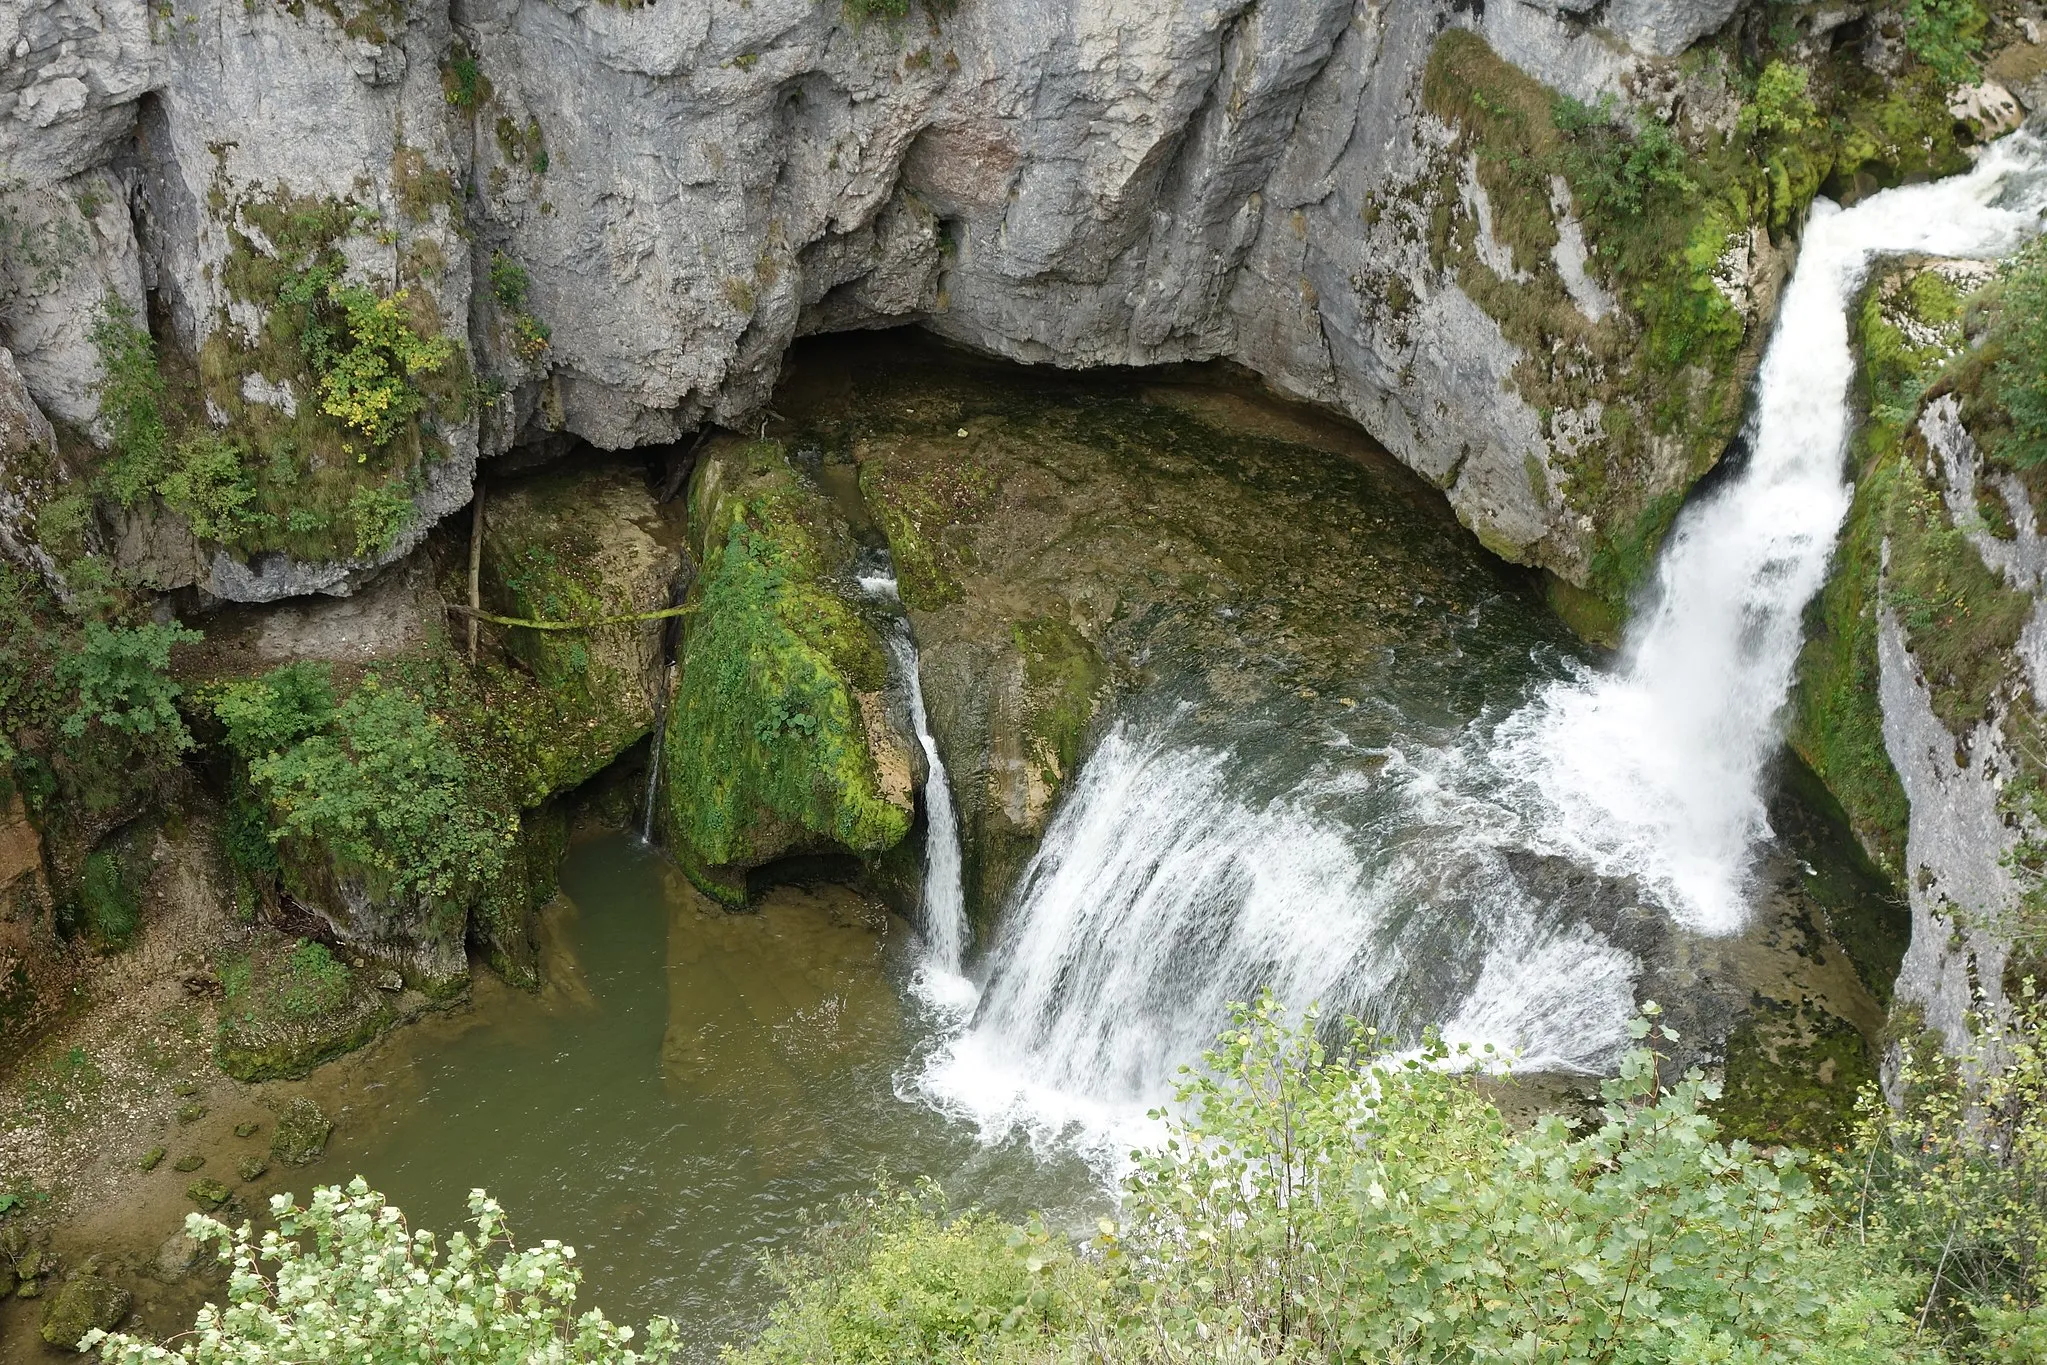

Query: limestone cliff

[5,0,1866,615]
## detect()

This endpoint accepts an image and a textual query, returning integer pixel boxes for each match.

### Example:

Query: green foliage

[76,846,141,947]
[1553,95,1697,219]
[226,938,350,1021]
[441,48,490,108]
[1904,0,1988,87]
[295,278,455,450]
[1988,237,2047,471]
[58,620,201,752]
[234,673,513,901]
[738,998,1934,1364]
[1833,986,2047,1359]
[345,478,414,558]
[1740,60,1820,138]
[84,1178,680,1363]
[211,661,337,761]
[88,294,171,504]
[157,433,264,543]
[489,251,551,362]
[733,1188,1083,1365]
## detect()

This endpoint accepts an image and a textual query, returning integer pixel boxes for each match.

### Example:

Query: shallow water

[320,837,1101,1356]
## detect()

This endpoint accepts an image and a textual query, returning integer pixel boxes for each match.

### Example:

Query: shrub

[82,1179,680,1362]
[737,998,1934,1364]
[1905,0,1988,86]
[345,479,414,558]
[1990,236,2047,470]
[1553,95,1696,219]
[1740,59,1819,138]
[58,621,202,752]
[76,846,141,947]
[298,281,454,449]
[156,433,264,543]
[211,661,337,761]
[1834,985,2047,1359]
[88,295,170,504]
[244,676,512,900]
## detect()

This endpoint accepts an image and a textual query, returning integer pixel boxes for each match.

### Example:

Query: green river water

[318,835,1101,1357]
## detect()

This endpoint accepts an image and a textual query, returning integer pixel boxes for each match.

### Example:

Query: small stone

[39,1256,131,1349]
[173,1081,199,1097]
[175,1102,205,1124]
[137,1147,165,1172]
[16,1274,39,1298]
[154,1232,200,1280]
[17,1248,42,1279]
[172,1154,203,1173]
[373,969,403,992]
[185,1178,232,1211]
[235,1156,267,1182]
[232,1121,259,1139]
[269,1096,332,1166]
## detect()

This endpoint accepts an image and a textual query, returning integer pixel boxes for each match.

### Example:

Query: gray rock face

[2,0,1756,602]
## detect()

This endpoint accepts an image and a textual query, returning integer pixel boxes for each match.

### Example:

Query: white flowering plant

[82,1177,679,1363]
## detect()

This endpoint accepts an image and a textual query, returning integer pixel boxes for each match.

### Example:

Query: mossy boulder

[661,441,914,902]
[479,462,689,794]
[185,1178,233,1210]
[214,937,392,1082]
[39,1256,130,1350]
[270,1095,332,1165]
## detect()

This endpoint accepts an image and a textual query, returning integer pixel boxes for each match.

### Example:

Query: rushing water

[1495,131,2047,934]
[917,135,2047,1150]
[859,561,973,1001]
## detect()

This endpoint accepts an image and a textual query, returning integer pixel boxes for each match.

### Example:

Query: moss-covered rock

[662,442,913,901]
[1708,998,1874,1150]
[185,1178,233,1210]
[214,937,393,1082]
[269,1095,332,1166]
[38,1256,129,1350]
[479,463,688,795]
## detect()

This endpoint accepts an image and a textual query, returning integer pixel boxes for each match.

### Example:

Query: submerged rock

[269,1096,332,1166]
[39,1256,130,1350]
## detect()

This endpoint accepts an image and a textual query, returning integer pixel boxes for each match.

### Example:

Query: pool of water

[318,836,1102,1357]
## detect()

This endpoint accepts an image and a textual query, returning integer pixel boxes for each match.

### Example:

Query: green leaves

[58,620,201,750]
[83,1178,680,1363]
[88,294,171,504]
[1904,0,1988,87]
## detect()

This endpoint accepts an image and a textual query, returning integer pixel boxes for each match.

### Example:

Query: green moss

[856,444,995,611]
[1708,999,1874,1149]
[1886,453,2030,734]
[662,446,909,889]
[214,937,392,1082]
[1011,618,1103,796]
[1790,453,1909,876]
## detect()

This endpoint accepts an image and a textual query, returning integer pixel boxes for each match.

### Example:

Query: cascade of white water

[859,567,974,1008]
[912,135,2047,1159]
[1492,132,2047,934]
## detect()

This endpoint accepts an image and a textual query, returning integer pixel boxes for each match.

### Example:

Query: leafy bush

[737,998,1934,1365]
[1990,236,2047,470]
[1740,59,1819,138]
[1904,0,1988,86]
[58,621,202,752]
[156,433,264,543]
[1836,986,2047,1359]
[344,479,415,558]
[82,1179,679,1362]
[1553,96,1696,219]
[212,661,337,761]
[295,280,454,449]
[88,295,171,504]
[239,675,511,900]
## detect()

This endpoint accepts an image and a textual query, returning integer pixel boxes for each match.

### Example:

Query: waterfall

[858,564,974,1009]
[913,134,2047,1158]
[1492,132,2047,934]
[639,663,674,845]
